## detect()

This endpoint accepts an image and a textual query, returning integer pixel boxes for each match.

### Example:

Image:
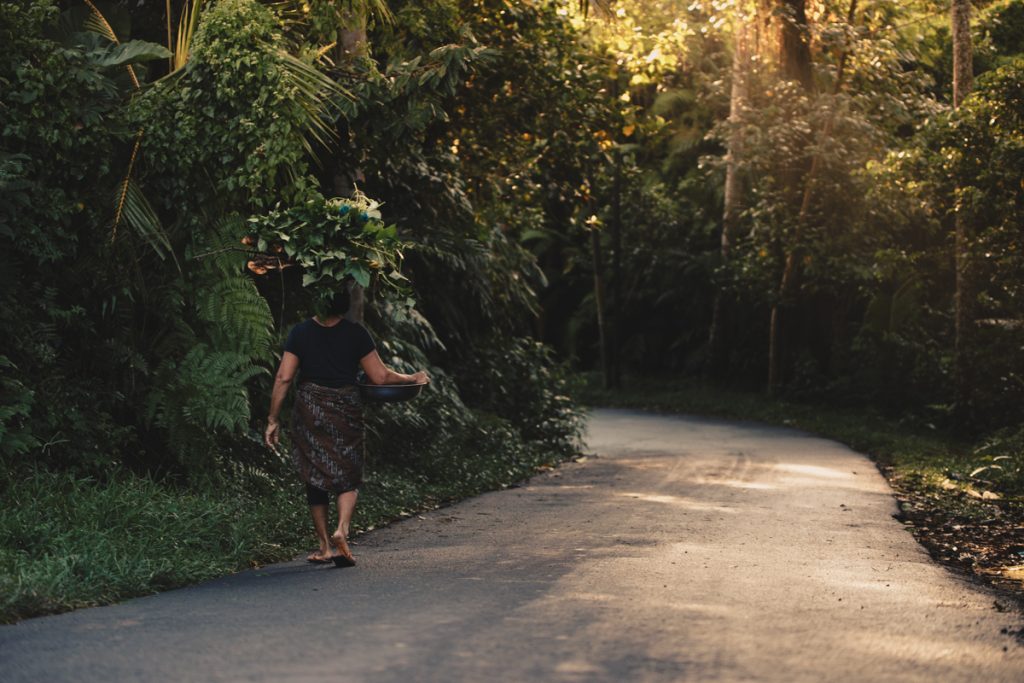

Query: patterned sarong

[289,382,364,493]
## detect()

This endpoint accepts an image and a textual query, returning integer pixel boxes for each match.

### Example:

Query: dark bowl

[357,382,426,403]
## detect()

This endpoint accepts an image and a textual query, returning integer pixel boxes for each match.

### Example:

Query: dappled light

[3,0,1024,679]
[774,463,853,480]
[617,491,740,512]
[705,479,777,491]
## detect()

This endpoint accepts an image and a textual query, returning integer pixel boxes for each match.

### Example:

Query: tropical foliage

[3,0,1024,619]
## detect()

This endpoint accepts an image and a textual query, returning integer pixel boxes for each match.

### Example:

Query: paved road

[2,409,1022,682]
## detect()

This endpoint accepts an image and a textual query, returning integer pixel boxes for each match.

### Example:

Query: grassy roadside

[579,377,1024,599]
[0,435,572,624]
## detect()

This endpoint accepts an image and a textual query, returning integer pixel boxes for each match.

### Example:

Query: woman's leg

[306,484,332,561]
[331,490,358,560]
[309,505,331,559]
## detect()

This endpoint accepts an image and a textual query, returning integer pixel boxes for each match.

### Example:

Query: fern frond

[193,215,248,272]
[149,346,266,435]
[195,272,274,357]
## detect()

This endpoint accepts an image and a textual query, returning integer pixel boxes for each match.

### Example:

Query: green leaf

[348,264,371,288]
[94,40,173,67]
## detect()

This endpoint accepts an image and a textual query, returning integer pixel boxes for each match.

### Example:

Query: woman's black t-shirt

[284,318,376,388]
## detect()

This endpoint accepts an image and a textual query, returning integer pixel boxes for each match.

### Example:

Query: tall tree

[333,6,375,324]
[778,0,813,89]
[709,20,751,377]
[951,0,975,419]
[951,0,974,108]
[766,0,814,392]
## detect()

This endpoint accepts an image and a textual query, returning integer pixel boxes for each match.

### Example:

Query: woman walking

[264,291,427,567]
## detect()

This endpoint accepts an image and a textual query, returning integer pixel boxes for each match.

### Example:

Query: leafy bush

[457,337,584,456]
[969,428,1024,497]
[860,58,1024,429]
[131,0,334,212]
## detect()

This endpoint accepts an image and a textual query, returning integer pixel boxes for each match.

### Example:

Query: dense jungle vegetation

[1,0,1023,620]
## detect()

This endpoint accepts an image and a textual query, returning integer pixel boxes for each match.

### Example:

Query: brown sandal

[331,554,356,568]
[330,531,356,568]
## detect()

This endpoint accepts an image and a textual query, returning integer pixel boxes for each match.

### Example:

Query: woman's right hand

[264,418,280,449]
[412,370,429,384]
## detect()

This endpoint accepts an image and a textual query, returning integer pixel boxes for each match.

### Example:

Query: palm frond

[82,3,117,43]
[114,176,181,271]
[81,0,140,89]
[361,0,393,24]
[173,0,205,72]
[277,50,352,156]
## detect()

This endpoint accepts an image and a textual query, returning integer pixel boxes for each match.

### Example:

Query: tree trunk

[591,227,611,390]
[778,0,813,90]
[340,27,369,59]
[951,0,975,420]
[767,0,815,392]
[709,21,750,378]
[768,0,857,393]
[337,18,369,324]
[951,0,973,109]
[609,145,623,389]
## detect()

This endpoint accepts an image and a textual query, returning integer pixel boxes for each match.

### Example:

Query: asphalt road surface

[2,409,1022,682]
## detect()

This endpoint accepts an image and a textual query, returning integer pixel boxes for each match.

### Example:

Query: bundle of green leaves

[244,192,411,315]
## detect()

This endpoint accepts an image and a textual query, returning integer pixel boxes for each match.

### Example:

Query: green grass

[0,428,572,624]
[0,471,308,623]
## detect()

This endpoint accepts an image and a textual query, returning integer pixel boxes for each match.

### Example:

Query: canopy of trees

[2,0,1023,487]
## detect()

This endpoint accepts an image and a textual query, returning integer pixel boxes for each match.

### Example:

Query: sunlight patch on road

[562,591,617,602]
[697,478,776,490]
[847,630,1003,668]
[554,659,605,675]
[774,463,850,479]
[661,601,734,617]
[616,491,738,512]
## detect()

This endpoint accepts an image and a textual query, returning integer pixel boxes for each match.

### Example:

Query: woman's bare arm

[265,351,300,447]
[359,350,428,385]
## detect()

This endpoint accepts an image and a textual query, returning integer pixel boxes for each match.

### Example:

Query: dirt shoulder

[887,467,1024,607]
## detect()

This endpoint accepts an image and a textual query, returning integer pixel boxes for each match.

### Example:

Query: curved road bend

[2,409,1022,682]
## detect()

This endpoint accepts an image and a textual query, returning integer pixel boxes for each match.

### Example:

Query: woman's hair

[326,287,351,315]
